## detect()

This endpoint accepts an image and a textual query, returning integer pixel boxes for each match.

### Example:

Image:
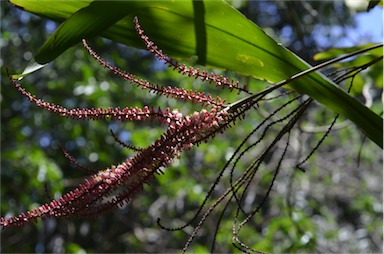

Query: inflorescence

[1,17,257,229]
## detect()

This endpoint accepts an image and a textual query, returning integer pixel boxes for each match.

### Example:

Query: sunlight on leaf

[12,59,46,80]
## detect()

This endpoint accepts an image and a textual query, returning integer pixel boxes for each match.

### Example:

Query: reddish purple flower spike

[1,16,252,229]
[133,17,249,94]
[0,105,231,229]
[8,73,186,125]
[82,40,226,110]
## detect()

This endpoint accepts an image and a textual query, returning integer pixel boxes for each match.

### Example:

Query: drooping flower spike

[1,17,256,231]
[0,99,238,228]
[133,17,249,94]
[2,47,254,230]
[82,40,226,110]
[8,71,183,125]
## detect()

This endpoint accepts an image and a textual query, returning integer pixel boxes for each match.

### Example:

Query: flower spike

[8,71,186,125]
[1,104,233,229]
[2,16,259,231]
[133,17,249,94]
[82,40,226,110]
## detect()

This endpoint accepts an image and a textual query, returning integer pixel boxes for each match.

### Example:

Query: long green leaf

[9,0,383,147]
[35,1,131,64]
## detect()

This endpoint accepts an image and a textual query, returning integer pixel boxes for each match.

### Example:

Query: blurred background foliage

[1,0,382,253]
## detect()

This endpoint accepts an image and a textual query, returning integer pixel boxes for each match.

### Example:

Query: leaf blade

[34,1,131,64]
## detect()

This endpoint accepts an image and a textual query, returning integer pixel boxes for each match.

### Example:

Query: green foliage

[65,243,87,254]
[314,44,383,93]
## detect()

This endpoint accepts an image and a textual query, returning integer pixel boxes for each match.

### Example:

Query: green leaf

[314,43,383,94]
[367,0,382,11]
[9,0,383,147]
[35,1,131,64]
[313,43,382,61]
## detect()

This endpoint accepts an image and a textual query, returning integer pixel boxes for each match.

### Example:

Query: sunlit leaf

[313,43,382,61]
